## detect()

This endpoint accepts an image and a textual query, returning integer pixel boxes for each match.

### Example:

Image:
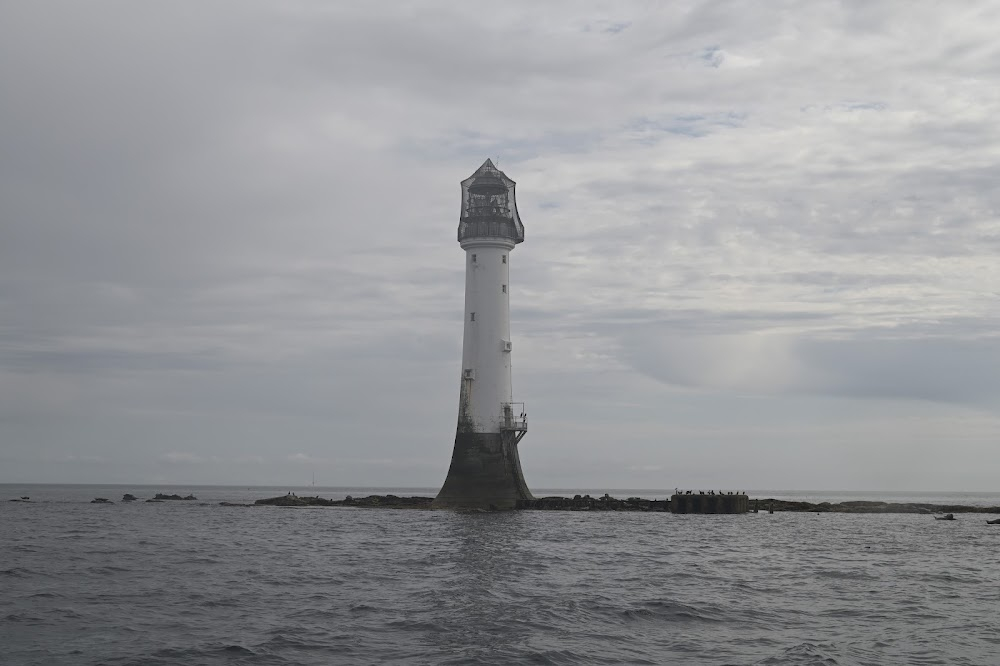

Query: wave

[753,642,841,665]
[621,599,726,623]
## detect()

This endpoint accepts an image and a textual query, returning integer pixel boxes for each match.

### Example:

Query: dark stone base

[433,431,533,510]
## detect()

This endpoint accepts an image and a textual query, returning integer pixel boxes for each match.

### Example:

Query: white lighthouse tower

[433,159,533,509]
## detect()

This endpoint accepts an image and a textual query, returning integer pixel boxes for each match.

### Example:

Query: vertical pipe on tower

[433,160,533,510]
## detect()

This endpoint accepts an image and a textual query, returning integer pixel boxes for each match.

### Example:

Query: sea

[3,484,1000,666]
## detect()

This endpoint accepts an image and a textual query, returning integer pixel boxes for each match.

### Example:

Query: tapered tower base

[432,432,533,510]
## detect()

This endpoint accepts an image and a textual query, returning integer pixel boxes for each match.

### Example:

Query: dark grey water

[3,485,1000,665]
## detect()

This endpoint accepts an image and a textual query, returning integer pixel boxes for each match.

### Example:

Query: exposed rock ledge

[753,499,1000,514]
[251,494,1000,514]
[518,494,669,511]
[254,494,433,508]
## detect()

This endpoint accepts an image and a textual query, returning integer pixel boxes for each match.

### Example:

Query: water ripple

[3,492,1000,664]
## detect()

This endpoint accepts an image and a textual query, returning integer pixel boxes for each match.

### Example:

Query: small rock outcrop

[122,494,138,502]
[91,497,113,504]
[153,493,197,501]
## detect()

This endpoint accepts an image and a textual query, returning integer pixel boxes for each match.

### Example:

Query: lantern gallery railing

[458,218,521,242]
[501,417,527,432]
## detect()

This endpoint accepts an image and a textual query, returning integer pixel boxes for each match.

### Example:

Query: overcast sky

[2,1,999,491]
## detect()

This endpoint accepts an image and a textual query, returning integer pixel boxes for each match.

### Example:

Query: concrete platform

[671,493,749,514]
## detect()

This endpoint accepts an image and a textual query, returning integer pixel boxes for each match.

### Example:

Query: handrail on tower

[500,402,527,444]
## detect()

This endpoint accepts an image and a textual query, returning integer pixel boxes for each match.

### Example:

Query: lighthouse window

[502,285,507,293]
[502,255,507,263]
[472,254,477,263]
[470,312,475,321]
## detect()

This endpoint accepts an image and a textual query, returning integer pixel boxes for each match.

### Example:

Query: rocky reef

[152,493,197,501]
[254,494,433,509]
[754,499,1000,514]
[517,494,669,511]
[248,493,1000,514]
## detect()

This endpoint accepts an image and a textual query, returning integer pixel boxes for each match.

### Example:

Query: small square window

[470,312,475,321]
[472,254,477,263]
[502,255,507,264]
[502,285,507,293]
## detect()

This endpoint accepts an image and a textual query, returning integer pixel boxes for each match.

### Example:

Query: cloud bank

[2,1,999,490]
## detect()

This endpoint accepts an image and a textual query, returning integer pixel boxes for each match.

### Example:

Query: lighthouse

[433,159,533,509]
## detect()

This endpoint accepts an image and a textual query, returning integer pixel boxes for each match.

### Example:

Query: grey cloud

[0,349,224,374]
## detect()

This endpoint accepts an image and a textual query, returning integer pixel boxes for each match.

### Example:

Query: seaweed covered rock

[342,495,433,508]
[254,494,433,509]
[255,494,338,507]
[753,499,1000,514]
[516,494,670,512]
